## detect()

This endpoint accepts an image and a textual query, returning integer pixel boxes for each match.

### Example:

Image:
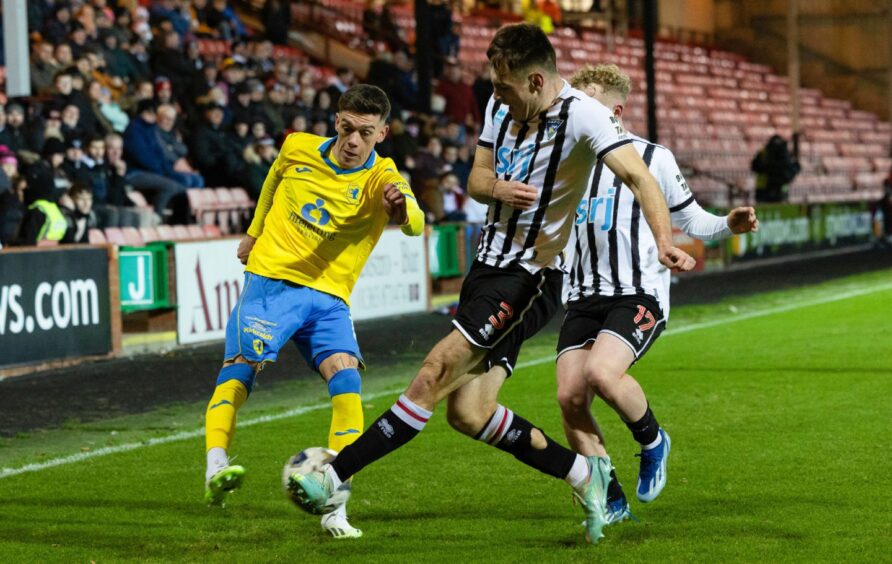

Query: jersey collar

[318,137,377,174]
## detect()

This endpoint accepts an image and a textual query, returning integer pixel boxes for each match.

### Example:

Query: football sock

[626,405,660,448]
[327,368,364,453]
[330,394,431,482]
[606,468,624,503]
[206,447,229,482]
[565,455,589,490]
[205,374,249,454]
[476,406,577,480]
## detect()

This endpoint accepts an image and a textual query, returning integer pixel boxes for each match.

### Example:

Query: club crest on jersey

[252,338,264,355]
[345,183,361,205]
[545,118,563,141]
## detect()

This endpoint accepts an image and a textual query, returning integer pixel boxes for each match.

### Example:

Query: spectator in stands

[192,101,245,187]
[751,134,800,203]
[442,141,470,188]
[386,118,417,171]
[326,68,355,110]
[392,50,419,113]
[53,70,99,137]
[60,182,98,243]
[262,0,291,45]
[61,137,93,189]
[436,60,481,130]
[437,172,466,222]
[410,136,448,214]
[259,82,289,139]
[154,76,176,107]
[108,131,183,222]
[0,166,24,246]
[43,4,73,46]
[310,90,336,136]
[31,41,59,95]
[38,137,74,198]
[231,81,265,129]
[472,63,494,125]
[151,30,197,105]
[100,30,140,85]
[0,103,39,162]
[244,136,278,199]
[157,104,205,188]
[436,22,461,78]
[55,42,75,70]
[60,103,86,141]
[84,136,140,228]
[88,81,130,133]
[366,49,401,110]
[18,164,69,246]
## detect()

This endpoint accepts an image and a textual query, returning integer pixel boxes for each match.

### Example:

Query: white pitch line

[3,280,891,480]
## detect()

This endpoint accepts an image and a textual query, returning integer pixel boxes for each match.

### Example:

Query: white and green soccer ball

[282,447,336,507]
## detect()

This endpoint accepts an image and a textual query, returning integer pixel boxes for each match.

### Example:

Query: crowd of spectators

[0,0,491,248]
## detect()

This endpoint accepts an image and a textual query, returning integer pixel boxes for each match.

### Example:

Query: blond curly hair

[569,64,631,101]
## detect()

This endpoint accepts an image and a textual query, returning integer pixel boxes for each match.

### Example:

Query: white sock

[206,447,229,482]
[565,454,589,491]
[642,432,662,451]
[325,464,343,489]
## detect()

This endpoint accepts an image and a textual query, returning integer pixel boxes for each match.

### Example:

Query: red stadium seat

[139,227,160,243]
[172,225,191,240]
[88,229,107,244]
[187,225,205,239]
[120,227,144,246]
[202,224,223,238]
[155,225,177,241]
[104,227,126,246]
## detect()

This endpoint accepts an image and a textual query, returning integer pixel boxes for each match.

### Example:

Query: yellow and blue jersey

[246,133,424,304]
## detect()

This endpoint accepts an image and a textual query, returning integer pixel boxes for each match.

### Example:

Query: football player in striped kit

[290,24,696,545]
[556,64,759,523]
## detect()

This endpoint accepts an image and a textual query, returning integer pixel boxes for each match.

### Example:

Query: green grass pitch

[0,270,890,562]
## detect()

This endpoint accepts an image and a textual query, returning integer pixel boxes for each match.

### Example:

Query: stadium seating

[88,229,107,245]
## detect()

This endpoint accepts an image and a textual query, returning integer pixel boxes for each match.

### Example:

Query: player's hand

[383,183,408,225]
[727,206,759,234]
[493,180,538,210]
[237,235,257,265]
[659,245,696,272]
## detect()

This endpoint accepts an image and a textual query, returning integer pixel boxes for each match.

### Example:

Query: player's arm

[602,145,694,271]
[467,146,537,209]
[237,142,288,264]
[657,151,759,240]
[382,176,424,236]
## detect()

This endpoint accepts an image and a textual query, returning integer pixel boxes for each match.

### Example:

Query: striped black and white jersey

[476,81,630,273]
[565,134,731,317]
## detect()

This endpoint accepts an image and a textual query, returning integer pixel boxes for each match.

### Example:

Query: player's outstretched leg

[204,362,255,506]
[446,369,611,543]
[290,330,484,514]
[321,365,365,539]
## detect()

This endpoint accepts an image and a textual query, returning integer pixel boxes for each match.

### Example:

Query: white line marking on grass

[3,280,891,480]
[515,281,892,370]
[0,387,402,480]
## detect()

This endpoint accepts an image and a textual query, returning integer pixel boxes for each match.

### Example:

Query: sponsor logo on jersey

[478,323,495,341]
[252,338,264,355]
[494,106,508,126]
[242,326,273,340]
[576,187,618,231]
[301,198,331,225]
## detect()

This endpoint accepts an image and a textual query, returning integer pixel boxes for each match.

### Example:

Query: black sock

[487,412,577,479]
[607,468,625,503]
[331,395,431,481]
[626,405,660,447]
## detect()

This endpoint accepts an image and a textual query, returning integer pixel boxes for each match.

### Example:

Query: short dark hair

[338,84,390,121]
[487,23,557,75]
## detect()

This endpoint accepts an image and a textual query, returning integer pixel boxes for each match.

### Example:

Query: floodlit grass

[0,270,890,562]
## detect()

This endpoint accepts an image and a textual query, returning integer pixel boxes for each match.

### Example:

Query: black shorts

[453,261,563,375]
[557,294,666,363]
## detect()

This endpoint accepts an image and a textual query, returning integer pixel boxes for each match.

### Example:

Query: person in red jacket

[435,59,481,130]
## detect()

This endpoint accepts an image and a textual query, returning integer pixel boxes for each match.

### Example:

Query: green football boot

[573,455,612,544]
[205,465,246,507]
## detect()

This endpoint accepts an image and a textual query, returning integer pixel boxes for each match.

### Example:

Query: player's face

[333,112,388,168]
[491,64,543,122]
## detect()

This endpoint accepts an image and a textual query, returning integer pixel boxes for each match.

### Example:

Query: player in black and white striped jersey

[556,64,759,523]
[289,24,695,545]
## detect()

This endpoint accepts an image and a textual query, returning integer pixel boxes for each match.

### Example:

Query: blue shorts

[224,272,364,371]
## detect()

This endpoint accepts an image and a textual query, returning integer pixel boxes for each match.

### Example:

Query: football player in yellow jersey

[203,84,424,538]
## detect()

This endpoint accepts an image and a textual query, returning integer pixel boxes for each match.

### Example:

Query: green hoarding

[119,243,171,312]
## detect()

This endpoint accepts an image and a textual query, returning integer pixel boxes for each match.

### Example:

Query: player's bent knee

[217,360,257,394]
[584,365,623,398]
[319,353,360,380]
[556,386,588,412]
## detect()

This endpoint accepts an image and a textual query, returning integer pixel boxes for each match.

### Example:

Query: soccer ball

[282,447,336,510]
